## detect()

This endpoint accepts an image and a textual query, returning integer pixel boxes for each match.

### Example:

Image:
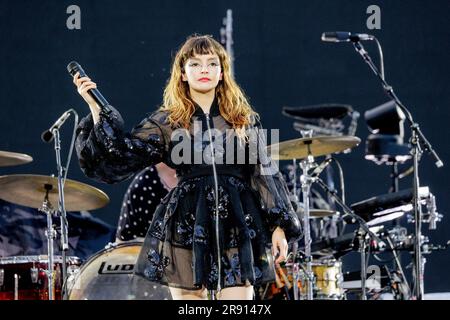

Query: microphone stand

[52,128,69,300]
[350,39,444,300]
[45,109,78,299]
[39,186,56,300]
[205,113,221,299]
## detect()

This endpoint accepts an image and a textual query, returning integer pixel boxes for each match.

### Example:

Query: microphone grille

[321,32,337,42]
[41,130,54,143]
[67,61,84,76]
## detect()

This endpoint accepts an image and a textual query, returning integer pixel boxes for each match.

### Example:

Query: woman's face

[182,53,223,94]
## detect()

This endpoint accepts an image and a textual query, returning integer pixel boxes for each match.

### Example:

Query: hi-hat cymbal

[310,209,338,218]
[0,151,33,167]
[0,174,109,212]
[298,208,338,218]
[267,136,361,160]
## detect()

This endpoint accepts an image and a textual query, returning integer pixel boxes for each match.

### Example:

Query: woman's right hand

[73,71,98,108]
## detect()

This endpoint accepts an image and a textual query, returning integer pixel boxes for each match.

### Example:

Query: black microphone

[321,32,374,43]
[41,110,72,143]
[67,61,112,114]
[311,158,333,177]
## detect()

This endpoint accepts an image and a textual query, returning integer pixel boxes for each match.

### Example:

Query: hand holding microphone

[73,71,98,107]
[67,61,111,123]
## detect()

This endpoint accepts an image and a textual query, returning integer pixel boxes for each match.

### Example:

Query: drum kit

[0,150,109,300]
[262,103,447,300]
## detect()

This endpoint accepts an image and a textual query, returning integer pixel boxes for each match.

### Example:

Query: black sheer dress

[75,99,302,290]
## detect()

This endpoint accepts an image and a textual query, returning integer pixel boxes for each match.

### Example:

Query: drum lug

[30,264,39,284]
[0,268,4,286]
[104,242,118,250]
[14,274,19,300]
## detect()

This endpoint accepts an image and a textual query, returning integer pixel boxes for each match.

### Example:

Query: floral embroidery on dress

[144,248,170,281]
[150,219,164,240]
[193,225,208,245]
[207,255,219,287]
[228,176,245,192]
[205,185,230,219]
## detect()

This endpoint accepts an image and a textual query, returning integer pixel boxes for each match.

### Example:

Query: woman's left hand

[272,227,288,264]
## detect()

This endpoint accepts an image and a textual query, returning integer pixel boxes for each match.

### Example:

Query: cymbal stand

[358,228,369,300]
[291,241,300,300]
[314,177,386,300]
[38,185,56,300]
[299,130,316,300]
[287,158,301,300]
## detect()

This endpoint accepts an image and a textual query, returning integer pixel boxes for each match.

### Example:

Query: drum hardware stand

[291,242,300,300]
[289,158,302,300]
[298,130,317,300]
[385,235,411,299]
[314,177,386,300]
[38,185,56,300]
[357,229,369,300]
[389,161,402,231]
[390,162,405,271]
[325,154,336,211]
[343,36,444,300]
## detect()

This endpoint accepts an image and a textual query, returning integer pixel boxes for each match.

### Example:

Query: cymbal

[310,209,338,218]
[267,135,361,160]
[0,174,109,211]
[0,151,33,167]
[298,208,338,218]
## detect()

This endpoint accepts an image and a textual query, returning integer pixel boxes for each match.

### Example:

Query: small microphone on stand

[41,110,72,143]
[321,32,374,43]
[311,158,333,178]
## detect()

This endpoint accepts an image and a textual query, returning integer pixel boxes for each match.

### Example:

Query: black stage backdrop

[0,0,449,293]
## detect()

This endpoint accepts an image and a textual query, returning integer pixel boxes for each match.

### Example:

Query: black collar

[193,97,220,117]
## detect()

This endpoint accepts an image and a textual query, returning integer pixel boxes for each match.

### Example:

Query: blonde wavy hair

[160,34,257,138]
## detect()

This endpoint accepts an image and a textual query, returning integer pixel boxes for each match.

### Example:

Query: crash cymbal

[0,151,33,167]
[267,135,361,160]
[0,174,109,211]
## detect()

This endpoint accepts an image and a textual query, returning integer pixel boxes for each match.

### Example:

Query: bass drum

[67,241,171,300]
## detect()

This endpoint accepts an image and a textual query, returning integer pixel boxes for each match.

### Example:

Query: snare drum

[266,258,345,300]
[300,259,345,300]
[0,255,81,300]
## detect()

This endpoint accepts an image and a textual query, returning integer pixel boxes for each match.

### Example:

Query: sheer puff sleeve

[249,117,303,243]
[75,106,170,184]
